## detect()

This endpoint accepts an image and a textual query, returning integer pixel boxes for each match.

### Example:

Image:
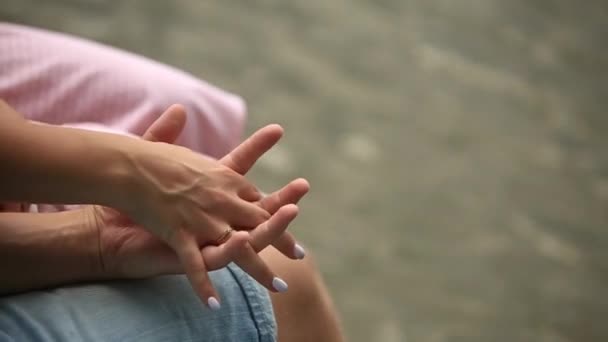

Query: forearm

[0,210,102,295]
[0,112,137,208]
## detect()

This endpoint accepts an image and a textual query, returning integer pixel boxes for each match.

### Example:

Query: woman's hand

[123,140,271,239]
[122,138,271,243]
[0,101,309,306]
[111,113,267,307]
[87,179,307,280]
[102,105,309,308]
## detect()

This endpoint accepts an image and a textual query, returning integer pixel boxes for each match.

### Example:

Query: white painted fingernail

[294,243,306,259]
[207,297,221,311]
[272,277,289,292]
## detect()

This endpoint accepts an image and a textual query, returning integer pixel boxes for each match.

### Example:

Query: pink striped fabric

[0,22,248,212]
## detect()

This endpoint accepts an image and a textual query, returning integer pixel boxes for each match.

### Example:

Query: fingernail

[207,297,221,311]
[294,243,306,259]
[272,277,289,293]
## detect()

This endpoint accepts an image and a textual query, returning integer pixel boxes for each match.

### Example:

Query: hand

[115,108,270,306]
[90,105,309,307]
[122,131,271,242]
[87,188,305,278]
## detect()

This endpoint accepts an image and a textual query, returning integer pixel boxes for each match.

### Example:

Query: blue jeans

[0,264,276,341]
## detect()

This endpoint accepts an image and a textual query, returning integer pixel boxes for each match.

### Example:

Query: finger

[202,231,250,270]
[259,178,310,214]
[188,215,233,247]
[170,229,221,310]
[249,204,298,253]
[271,229,304,260]
[250,204,306,260]
[237,181,264,202]
[220,124,284,175]
[234,240,289,293]
[142,104,187,143]
[259,179,309,259]
[202,204,297,270]
[216,196,270,228]
[197,205,293,292]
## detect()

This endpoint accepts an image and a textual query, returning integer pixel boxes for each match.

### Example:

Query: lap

[0,23,278,341]
[0,264,276,342]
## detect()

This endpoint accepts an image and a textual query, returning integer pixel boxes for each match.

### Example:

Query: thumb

[220,124,284,175]
[142,104,187,143]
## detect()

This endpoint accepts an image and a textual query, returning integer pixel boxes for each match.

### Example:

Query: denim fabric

[0,264,276,341]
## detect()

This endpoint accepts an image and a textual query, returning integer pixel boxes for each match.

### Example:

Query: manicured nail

[272,277,289,293]
[207,297,221,311]
[294,243,306,259]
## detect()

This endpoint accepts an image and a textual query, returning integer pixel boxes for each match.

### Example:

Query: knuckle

[225,170,250,188]
[234,242,254,260]
[205,188,229,207]
[185,259,207,276]
[255,207,271,221]
[190,265,208,276]
[218,167,237,180]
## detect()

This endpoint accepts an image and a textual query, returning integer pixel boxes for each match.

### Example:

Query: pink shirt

[0,22,248,212]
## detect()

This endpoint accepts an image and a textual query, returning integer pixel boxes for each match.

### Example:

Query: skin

[0,105,344,340]
[88,106,311,291]
[104,107,344,340]
[0,102,303,306]
[262,247,345,342]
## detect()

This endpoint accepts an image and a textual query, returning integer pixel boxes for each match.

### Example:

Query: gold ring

[214,228,233,245]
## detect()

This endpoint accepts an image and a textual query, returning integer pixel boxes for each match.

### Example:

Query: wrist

[80,206,109,280]
[0,209,103,294]
[78,129,141,210]
[45,209,103,283]
[0,121,139,207]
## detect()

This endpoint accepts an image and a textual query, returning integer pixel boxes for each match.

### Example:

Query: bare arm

[0,101,303,308]
[0,210,101,295]
[0,100,135,208]
[0,200,300,295]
